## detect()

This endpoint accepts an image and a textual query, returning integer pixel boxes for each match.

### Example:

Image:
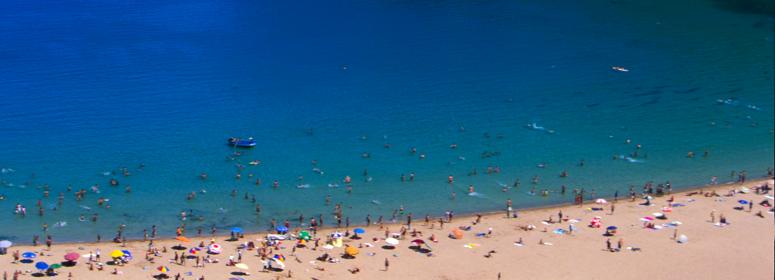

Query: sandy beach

[2,178,773,280]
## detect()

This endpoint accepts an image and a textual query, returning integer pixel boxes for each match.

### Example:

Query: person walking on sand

[617,238,623,252]
[606,238,612,252]
[384,258,389,271]
[610,203,615,215]
[710,210,716,223]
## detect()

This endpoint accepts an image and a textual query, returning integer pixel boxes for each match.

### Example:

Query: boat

[612,66,629,72]
[227,137,257,148]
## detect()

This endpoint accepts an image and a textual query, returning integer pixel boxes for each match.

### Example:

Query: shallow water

[0,0,773,242]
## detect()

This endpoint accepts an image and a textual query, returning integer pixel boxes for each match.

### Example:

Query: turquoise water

[0,0,773,243]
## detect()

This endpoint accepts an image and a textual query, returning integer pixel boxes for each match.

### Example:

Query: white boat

[612,66,629,72]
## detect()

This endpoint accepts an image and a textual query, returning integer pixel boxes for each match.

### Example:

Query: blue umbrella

[35,261,49,270]
[22,252,37,259]
[353,228,365,234]
[121,250,133,260]
[276,226,288,233]
[231,227,243,233]
[738,200,749,205]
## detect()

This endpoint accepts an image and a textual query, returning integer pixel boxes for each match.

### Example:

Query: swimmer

[448,175,454,184]
[344,176,352,184]
[468,185,475,194]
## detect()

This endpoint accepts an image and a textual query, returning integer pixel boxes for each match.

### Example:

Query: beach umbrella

[268,257,285,270]
[110,250,124,258]
[385,238,400,246]
[64,252,80,261]
[451,228,464,239]
[353,228,365,234]
[345,246,359,256]
[606,226,618,230]
[234,263,249,270]
[22,252,36,259]
[411,239,425,245]
[331,232,343,239]
[50,263,62,269]
[273,254,286,262]
[175,236,190,243]
[595,199,608,204]
[121,250,133,260]
[35,261,49,270]
[738,200,749,205]
[188,247,201,255]
[275,226,288,233]
[231,227,243,233]
[208,244,222,254]
[157,266,170,272]
[299,231,311,241]
[677,234,688,244]
[0,240,12,248]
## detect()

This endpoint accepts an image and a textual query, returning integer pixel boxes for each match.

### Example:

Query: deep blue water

[1,0,773,242]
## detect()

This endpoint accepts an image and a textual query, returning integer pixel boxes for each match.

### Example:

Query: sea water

[0,0,773,242]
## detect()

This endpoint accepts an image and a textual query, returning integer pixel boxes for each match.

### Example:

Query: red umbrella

[64,252,80,261]
[411,239,425,245]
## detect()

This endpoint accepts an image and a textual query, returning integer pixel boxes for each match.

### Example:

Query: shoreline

[11,177,772,248]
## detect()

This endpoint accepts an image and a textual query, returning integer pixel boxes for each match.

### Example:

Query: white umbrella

[595,199,607,204]
[268,258,285,270]
[0,240,12,248]
[385,238,399,246]
[677,235,688,244]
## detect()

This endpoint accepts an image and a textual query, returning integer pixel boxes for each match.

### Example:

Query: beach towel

[553,229,566,235]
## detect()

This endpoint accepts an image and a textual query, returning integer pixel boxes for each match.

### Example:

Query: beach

[2,178,772,280]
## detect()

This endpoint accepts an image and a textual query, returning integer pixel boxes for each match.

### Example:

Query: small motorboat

[612,66,629,72]
[228,137,257,148]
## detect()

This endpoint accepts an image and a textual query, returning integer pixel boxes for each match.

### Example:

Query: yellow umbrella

[344,246,359,256]
[235,263,249,270]
[110,250,124,258]
[175,236,190,243]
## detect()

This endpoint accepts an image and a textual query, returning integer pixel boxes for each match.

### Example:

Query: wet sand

[2,179,773,280]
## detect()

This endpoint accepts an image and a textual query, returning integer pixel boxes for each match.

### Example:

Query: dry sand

[2,179,773,280]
